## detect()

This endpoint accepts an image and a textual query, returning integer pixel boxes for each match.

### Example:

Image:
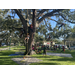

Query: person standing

[43,45,46,56]
[63,46,65,52]
[59,45,61,50]
[54,45,56,51]
[56,45,57,50]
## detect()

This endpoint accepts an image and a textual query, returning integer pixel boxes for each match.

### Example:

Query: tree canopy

[0,9,75,54]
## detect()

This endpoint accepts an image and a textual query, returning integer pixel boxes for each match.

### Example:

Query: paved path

[11,53,73,65]
[11,56,42,65]
[46,52,73,58]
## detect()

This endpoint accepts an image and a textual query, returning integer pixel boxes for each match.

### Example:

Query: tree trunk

[14,9,36,55]
[24,9,36,55]
[0,42,1,47]
[28,9,36,55]
[0,41,1,47]
[24,31,35,55]
[28,32,34,55]
[45,34,46,40]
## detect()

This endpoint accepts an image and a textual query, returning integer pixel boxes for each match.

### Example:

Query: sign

[47,43,50,44]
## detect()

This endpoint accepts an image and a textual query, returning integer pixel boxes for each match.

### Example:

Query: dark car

[69,46,75,50]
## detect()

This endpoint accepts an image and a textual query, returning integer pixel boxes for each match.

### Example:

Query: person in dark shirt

[59,45,61,50]
[54,45,56,51]
[56,45,57,50]
[43,45,46,56]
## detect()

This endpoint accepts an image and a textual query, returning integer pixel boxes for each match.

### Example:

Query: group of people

[53,45,65,51]
[32,45,47,56]
[32,44,65,57]
[53,45,58,51]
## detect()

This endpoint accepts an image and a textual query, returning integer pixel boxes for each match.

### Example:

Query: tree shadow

[13,49,26,50]
[30,62,60,65]
[44,50,75,62]
[48,57,75,62]
[31,55,53,58]
[0,56,20,65]
[31,52,75,64]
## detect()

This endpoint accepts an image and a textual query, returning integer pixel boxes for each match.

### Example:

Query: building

[65,40,75,47]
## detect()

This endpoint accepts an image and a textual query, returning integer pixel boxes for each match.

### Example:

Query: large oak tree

[1,9,75,55]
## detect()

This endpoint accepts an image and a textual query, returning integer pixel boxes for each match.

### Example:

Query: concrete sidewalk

[46,52,73,58]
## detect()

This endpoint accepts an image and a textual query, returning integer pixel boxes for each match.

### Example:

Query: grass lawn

[0,46,9,48]
[0,46,75,65]
[0,46,25,65]
[30,49,75,65]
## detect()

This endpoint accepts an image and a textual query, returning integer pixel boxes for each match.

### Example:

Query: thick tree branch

[14,9,25,22]
[37,9,64,24]
[32,9,36,32]
[8,27,27,34]
[50,18,61,24]
[59,13,75,24]
[53,13,75,24]
[14,9,27,34]
[44,19,49,28]
[36,9,49,19]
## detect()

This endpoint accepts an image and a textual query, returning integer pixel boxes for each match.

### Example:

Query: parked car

[69,46,75,50]
[64,45,68,49]
[4,45,7,46]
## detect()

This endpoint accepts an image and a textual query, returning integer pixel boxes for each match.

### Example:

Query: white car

[3,45,7,46]
[64,45,68,49]
[59,45,68,49]
[69,46,75,50]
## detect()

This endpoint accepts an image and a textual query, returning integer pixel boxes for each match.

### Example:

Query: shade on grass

[9,54,24,56]
[0,46,75,65]
[30,50,75,65]
[0,46,25,65]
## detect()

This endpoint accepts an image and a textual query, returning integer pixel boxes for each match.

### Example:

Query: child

[43,45,46,56]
